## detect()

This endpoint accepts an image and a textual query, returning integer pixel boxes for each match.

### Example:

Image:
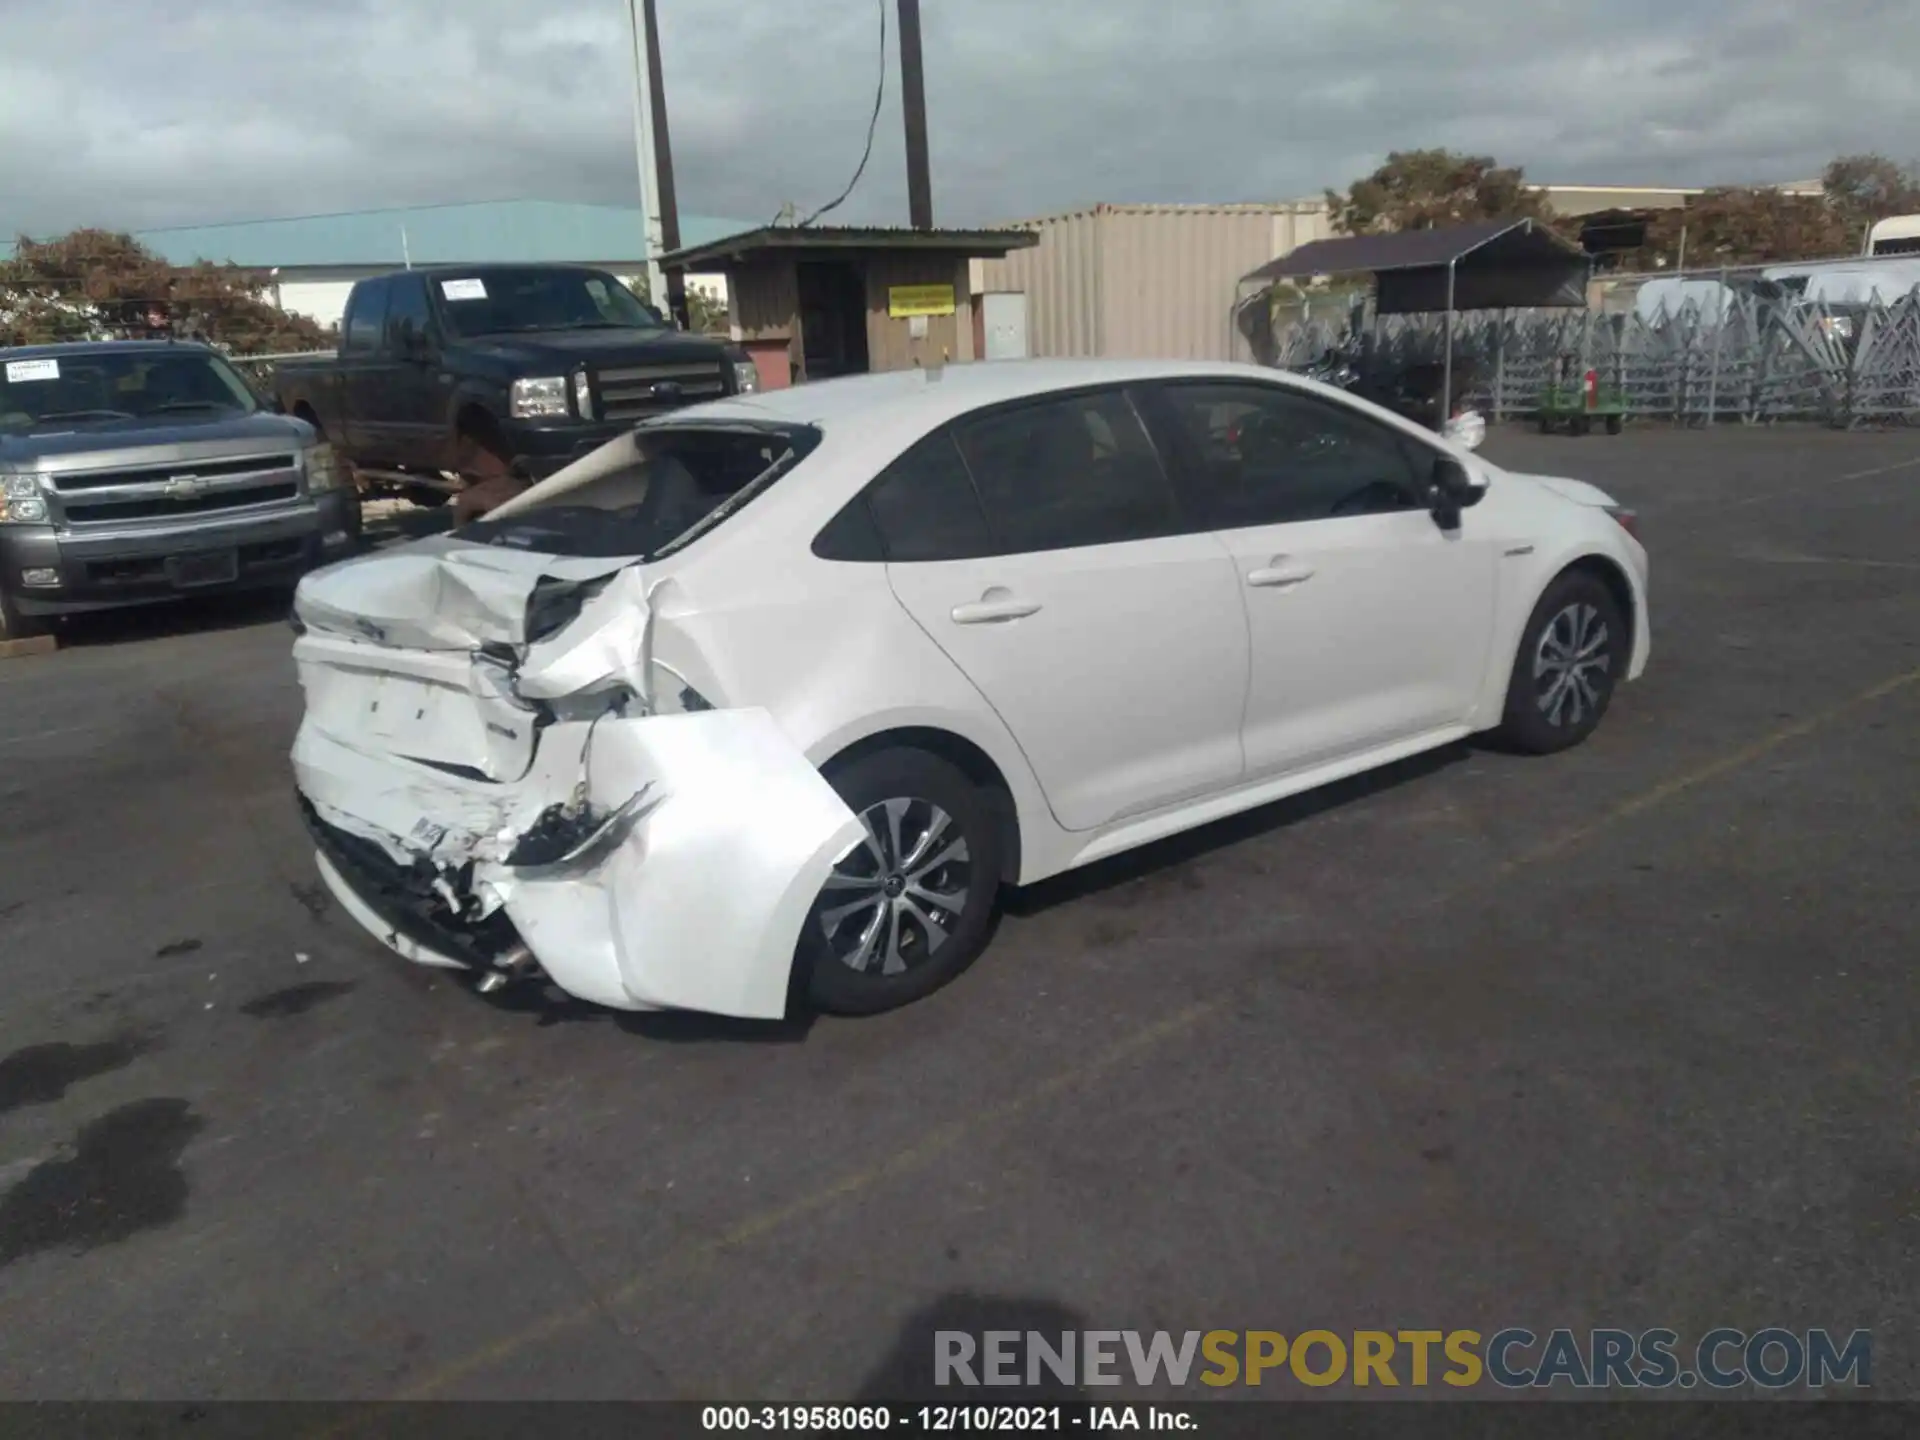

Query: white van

[1865,215,1920,257]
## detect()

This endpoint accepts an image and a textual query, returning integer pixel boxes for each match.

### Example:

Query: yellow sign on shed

[887,283,957,318]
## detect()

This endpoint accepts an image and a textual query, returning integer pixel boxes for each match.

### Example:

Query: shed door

[982,292,1029,360]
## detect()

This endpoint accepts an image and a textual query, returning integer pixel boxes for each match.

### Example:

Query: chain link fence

[1261,258,1920,427]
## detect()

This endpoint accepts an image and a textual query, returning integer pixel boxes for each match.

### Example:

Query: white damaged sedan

[291,359,1649,1018]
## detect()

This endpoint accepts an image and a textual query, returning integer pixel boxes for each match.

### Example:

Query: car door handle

[1246,561,1316,588]
[951,596,1041,624]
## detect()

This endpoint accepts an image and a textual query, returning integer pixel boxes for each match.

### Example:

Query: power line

[792,0,887,228]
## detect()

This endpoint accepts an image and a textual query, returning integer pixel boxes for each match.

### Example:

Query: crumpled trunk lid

[293,536,640,650]
[291,537,649,781]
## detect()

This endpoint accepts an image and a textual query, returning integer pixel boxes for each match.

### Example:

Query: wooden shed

[658,225,1038,389]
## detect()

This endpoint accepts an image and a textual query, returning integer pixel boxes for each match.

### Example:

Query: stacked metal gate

[1266,280,1920,427]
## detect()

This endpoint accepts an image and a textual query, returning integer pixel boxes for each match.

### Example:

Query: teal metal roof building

[3,200,755,268]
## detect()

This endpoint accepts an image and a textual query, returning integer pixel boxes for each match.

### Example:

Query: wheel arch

[1560,551,1637,652]
[453,399,505,450]
[816,724,1028,886]
[1472,541,1646,730]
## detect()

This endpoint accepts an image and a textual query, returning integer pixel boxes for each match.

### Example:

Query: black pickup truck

[274,265,758,510]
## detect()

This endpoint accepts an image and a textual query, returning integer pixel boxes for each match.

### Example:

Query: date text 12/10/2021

[702,1407,1188,1431]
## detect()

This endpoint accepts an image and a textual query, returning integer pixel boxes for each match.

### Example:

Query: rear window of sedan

[460,421,821,558]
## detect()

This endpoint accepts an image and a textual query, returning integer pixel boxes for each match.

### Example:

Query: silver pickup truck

[1,340,361,639]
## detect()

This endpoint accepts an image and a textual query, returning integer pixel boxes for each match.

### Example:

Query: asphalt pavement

[0,424,1915,1401]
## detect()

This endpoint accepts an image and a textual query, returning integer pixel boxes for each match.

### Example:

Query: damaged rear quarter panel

[296,708,864,1018]
[643,526,1056,880]
[501,710,865,1016]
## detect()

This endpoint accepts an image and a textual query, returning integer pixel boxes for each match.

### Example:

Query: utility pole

[627,0,666,311]
[641,0,689,329]
[898,0,932,229]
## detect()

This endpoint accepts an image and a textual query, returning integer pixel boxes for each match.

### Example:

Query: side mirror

[1429,456,1486,529]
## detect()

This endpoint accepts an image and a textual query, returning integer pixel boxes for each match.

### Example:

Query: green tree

[1635,188,1852,269]
[1822,153,1920,241]
[1326,149,1552,235]
[0,229,331,351]
[624,272,731,336]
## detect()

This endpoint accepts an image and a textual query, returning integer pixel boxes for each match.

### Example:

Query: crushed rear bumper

[292,710,862,1018]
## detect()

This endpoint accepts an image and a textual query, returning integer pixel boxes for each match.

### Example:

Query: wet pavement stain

[288,881,331,920]
[0,1098,203,1269]
[153,937,202,959]
[239,980,358,1019]
[0,1033,157,1119]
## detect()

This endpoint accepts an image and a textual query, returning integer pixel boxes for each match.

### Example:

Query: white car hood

[1506,470,1621,510]
[294,537,643,650]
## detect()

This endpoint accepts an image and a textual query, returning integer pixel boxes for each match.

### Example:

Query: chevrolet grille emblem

[163,475,208,501]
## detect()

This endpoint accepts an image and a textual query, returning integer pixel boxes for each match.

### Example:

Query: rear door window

[383,275,432,351]
[863,431,993,562]
[954,388,1181,554]
[343,279,390,356]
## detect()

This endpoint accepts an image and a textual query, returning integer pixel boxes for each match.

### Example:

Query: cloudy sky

[2,0,1916,237]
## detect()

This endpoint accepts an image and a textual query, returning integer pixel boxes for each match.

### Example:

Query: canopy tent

[1241,217,1590,313]
[1241,219,1591,424]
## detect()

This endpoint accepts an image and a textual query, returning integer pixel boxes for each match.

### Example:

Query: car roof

[1,339,217,360]
[662,358,1297,430]
[396,263,616,276]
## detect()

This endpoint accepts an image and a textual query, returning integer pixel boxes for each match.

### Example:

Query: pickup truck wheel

[0,584,48,642]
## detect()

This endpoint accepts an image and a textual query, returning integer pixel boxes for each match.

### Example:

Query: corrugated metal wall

[972,202,1331,361]
[974,209,1107,356]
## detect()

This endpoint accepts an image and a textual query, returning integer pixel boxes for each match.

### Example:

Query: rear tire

[1605,414,1624,435]
[1498,571,1627,755]
[801,748,1003,1016]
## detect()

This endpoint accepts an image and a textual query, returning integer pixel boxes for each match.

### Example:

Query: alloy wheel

[1533,602,1612,728]
[818,797,971,976]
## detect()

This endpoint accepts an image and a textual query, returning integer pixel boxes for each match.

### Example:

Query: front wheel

[1498,571,1627,754]
[801,748,1003,1016]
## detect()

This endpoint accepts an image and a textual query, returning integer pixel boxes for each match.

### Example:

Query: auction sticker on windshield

[440,278,488,301]
[5,359,60,383]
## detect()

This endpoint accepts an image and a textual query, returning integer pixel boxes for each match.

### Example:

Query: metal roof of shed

[659,224,1038,271]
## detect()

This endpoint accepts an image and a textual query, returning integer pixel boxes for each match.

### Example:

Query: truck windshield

[432,268,667,337]
[457,423,822,559]
[0,349,260,434]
